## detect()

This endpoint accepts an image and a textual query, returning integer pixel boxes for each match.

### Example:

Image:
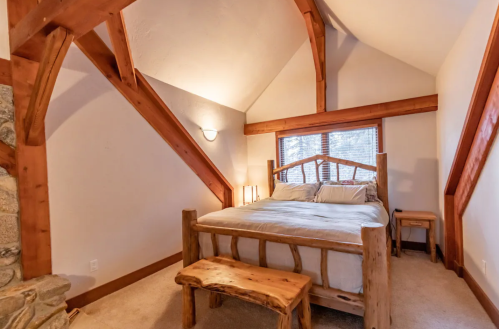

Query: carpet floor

[75,251,496,329]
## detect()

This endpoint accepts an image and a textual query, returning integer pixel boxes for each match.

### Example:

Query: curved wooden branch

[273,154,376,174]
[289,244,302,273]
[231,236,240,261]
[321,249,329,289]
[211,233,219,257]
[259,239,267,267]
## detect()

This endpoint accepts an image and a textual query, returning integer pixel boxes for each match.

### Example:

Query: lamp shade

[201,128,218,141]
[243,185,258,205]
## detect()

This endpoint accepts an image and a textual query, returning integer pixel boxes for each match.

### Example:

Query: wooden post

[182,285,195,328]
[267,160,275,197]
[376,153,389,213]
[182,209,199,268]
[362,223,390,329]
[297,293,312,329]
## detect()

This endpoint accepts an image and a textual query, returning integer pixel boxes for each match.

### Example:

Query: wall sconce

[243,185,259,205]
[201,128,218,142]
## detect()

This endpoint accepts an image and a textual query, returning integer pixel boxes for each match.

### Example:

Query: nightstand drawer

[401,219,430,229]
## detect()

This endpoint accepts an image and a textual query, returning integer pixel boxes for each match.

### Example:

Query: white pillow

[315,185,367,205]
[271,182,320,202]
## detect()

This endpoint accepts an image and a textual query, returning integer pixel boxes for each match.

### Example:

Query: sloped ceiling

[96,0,307,112]
[316,0,479,76]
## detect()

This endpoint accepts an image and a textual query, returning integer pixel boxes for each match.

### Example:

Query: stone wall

[0,85,71,329]
[0,85,20,289]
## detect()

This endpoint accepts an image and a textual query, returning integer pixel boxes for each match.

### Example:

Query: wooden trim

[275,119,382,138]
[377,120,384,153]
[444,4,499,274]
[0,58,12,86]
[463,267,499,328]
[267,160,275,197]
[106,11,137,91]
[244,95,438,135]
[75,30,233,207]
[25,27,73,146]
[0,140,17,176]
[9,0,136,62]
[66,252,182,310]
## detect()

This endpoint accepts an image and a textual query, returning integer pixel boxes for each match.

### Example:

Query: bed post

[376,153,389,213]
[182,209,199,267]
[362,223,390,329]
[267,160,275,197]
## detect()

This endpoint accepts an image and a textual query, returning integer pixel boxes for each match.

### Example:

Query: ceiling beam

[0,58,12,86]
[106,11,137,91]
[9,0,136,62]
[25,27,73,146]
[244,94,438,135]
[75,30,234,207]
[0,140,17,176]
[293,0,326,112]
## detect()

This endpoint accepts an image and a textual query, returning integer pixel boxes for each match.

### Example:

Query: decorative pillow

[271,181,320,202]
[324,179,381,203]
[314,185,367,205]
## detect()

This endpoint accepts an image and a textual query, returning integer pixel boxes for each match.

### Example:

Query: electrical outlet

[90,259,99,272]
[482,260,487,275]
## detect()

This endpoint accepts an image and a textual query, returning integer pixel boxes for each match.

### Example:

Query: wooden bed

[182,153,391,329]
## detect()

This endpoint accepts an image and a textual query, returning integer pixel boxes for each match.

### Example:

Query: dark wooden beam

[9,0,136,62]
[25,27,73,146]
[75,30,233,206]
[244,94,438,135]
[443,5,499,274]
[293,0,326,113]
[0,58,12,86]
[106,11,137,91]
[0,140,16,176]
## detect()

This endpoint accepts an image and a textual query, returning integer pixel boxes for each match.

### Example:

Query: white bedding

[198,199,389,293]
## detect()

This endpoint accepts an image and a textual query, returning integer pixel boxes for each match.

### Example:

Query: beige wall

[47,47,247,299]
[436,0,499,309]
[247,27,437,243]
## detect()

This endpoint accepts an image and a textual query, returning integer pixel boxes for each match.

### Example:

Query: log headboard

[267,153,389,213]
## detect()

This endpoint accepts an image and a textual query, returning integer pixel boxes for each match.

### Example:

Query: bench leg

[182,286,196,329]
[209,292,222,308]
[297,294,312,329]
[277,312,291,329]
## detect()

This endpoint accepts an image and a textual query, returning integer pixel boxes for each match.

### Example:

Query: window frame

[275,119,383,181]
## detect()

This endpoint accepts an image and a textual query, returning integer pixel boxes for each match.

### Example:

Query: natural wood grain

[297,293,312,329]
[9,0,136,62]
[321,249,329,289]
[193,224,364,255]
[10,55,52,279]
[396,217,401,258]
[268,160,275,197]
[394,211,437,221]
[301,163,306,183]
[25,26,73,146]
[211,233,219,257]
[444,194,456,270]
[244,95,438,135]
[396,212,437,263]
[75,30,233,206]
[231,236,240,261]
[259,239,268,268]
[106,11,137,91]
[0,140,17,176]
[309,285,364,316]
[278,312,292,329]
[175,256,312,315]
[209,292,222,309]
[182,209,198,268]
[376,153,389,213]
[289,244,302,273]
[273,154,377,174]
[0,58,12,86]
[429,221,436,263]
[304,12,323,82]
[182,285,195,329]
[362,224,390,329]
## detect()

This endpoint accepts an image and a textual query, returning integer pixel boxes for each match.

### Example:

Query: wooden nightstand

[395,211,437,263]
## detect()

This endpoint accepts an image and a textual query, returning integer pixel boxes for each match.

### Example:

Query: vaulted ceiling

[316,0,479,76]
[95,0,307,112]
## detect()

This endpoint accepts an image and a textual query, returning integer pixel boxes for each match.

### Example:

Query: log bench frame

[182,153,391,329]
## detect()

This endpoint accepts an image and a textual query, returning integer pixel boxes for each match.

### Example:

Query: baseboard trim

[66,251,183,310]
[436,244,445,264]
[463,267,499,328]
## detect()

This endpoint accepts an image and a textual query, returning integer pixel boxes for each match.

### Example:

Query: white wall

[436,0,499,310]
[247,26,437,243]
[47,47,247,299]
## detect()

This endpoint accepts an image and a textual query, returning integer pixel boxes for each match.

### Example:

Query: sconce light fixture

[201,128,218,142]
[243,185,259,205]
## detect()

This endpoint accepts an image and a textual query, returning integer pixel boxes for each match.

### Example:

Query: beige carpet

[78,251,496,329]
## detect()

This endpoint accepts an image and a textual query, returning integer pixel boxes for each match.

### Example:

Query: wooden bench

[175,256,313,329]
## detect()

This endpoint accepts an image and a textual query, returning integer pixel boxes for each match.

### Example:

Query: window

[277,120,382,182]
